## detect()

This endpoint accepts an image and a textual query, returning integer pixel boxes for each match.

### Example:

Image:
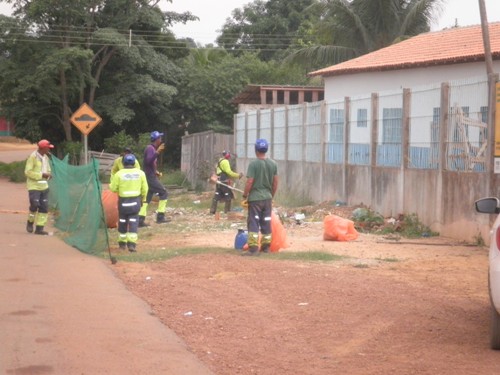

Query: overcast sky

[0,0,499,45]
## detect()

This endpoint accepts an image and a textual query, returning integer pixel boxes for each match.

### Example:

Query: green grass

[0,161,25,182]
[375,257,400,263]
[266,251,346,262]
[109,246,233,263]
[104,245,349,264]
[353,264,370,268]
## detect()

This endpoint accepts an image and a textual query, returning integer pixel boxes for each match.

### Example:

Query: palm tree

[286,0,444,69]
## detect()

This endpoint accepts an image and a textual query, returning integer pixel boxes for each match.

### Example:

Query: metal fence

[234,75,498,241]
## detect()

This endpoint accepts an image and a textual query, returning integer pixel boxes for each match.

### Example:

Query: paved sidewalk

[0,148,213,374]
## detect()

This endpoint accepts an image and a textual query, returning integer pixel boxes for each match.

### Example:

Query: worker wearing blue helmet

[138,130,170,226]
[242,138,278,256]
[109,153,148,252]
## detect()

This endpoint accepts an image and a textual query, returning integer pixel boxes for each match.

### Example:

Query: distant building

[0,117,14,136]
[232,84,324,113]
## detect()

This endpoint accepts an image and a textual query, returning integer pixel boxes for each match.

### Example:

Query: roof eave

[309,54,500,78]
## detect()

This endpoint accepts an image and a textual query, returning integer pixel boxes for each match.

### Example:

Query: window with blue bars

[328,108,344,163]
[357,108,368,128]
[377,108,402,166]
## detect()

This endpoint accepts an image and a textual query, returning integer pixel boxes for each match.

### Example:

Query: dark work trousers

[28,189,49,214]
[214,180,234,202]
[118,197,141,236]
[247,199,273,235]
[145,175,168,203]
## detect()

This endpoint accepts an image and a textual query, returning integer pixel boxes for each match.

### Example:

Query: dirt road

[0,142,213,374]
[112,223,499,375]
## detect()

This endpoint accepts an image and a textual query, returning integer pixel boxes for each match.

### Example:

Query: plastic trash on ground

[323,214,359,241]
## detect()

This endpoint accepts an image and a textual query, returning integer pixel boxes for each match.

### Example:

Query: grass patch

[168,192,212,212]
[375,257,400,263]
[473,233,485,247]
[0,161,25,182]
[274,189,314,208]
[102,246,348,264]
[353,264,370,268]
[110,246,233,263]
[265,251,346,262]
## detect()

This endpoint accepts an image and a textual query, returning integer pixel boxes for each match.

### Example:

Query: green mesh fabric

[49,156,109,255]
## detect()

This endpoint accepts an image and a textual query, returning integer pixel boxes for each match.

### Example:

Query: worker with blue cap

[138,131,170,226]
[110,153,148,252]
[242,139,278,256]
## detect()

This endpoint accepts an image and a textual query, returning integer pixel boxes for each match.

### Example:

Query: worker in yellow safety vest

[109,153,148,252]
[110,147,141,180]
[210,150,243,214]
[25,139,54,235]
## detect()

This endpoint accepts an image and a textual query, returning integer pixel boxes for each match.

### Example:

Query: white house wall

[324,61,500,98]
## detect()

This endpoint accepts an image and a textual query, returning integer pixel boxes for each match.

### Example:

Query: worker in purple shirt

[138,131,170,226]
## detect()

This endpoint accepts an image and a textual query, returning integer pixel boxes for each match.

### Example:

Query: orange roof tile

[309,23,500,77]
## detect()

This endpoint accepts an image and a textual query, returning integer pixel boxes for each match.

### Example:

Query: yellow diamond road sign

[70,103,102,135]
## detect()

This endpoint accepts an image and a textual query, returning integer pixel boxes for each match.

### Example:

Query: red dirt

[111,215,498,375]
[3,139,499,374]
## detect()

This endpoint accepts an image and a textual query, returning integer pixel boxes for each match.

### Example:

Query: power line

[0,20,318,41]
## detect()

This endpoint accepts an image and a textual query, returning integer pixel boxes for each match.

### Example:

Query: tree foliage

[0,0,191,151]
[173,49,315,137]
[285,0,444,68]
[216,0,317,61]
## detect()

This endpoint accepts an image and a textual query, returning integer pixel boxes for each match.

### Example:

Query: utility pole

[478,0,498,200]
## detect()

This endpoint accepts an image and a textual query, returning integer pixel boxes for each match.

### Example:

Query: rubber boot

[127,242,137,252]
[156,212,170,224]
[34,225,48,235]
[209,199,218,215]
[242,246,260,256]
[119,241,127,250]
[260,243,270,253]
[138,215,149,227]
[224,200,232,213]
[26,220,34,233]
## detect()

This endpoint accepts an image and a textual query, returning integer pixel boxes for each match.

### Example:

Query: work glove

[157,143,165,153]
[241,199,248,208]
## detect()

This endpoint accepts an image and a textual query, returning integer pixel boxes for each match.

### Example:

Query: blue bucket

[234,229,248,250]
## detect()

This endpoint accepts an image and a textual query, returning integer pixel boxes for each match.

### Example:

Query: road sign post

[70,103,102,164]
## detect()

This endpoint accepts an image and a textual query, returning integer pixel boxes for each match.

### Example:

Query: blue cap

[150,131,164,142]
[255,138,269,153]
[123,154,136,166]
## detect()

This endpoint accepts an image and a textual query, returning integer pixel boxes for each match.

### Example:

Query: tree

[216,0,317,61]
[172,49,315,139]
[0,0,195,147]
[286,0,444,69]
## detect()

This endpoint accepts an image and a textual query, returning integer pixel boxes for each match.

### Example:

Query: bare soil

[110,201,499,375]
[2,139,499,374]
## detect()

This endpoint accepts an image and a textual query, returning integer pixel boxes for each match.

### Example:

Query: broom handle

[217,180,244,193]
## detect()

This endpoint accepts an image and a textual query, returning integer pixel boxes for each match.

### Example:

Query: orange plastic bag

[101,190,119,228]
[323,214,358,241]
[242,211,289,252]
[270,211,289,252]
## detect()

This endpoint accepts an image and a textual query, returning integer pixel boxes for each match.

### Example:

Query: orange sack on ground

[270,211,289,252]
[102,190,118,228]
[323,214,359,241]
